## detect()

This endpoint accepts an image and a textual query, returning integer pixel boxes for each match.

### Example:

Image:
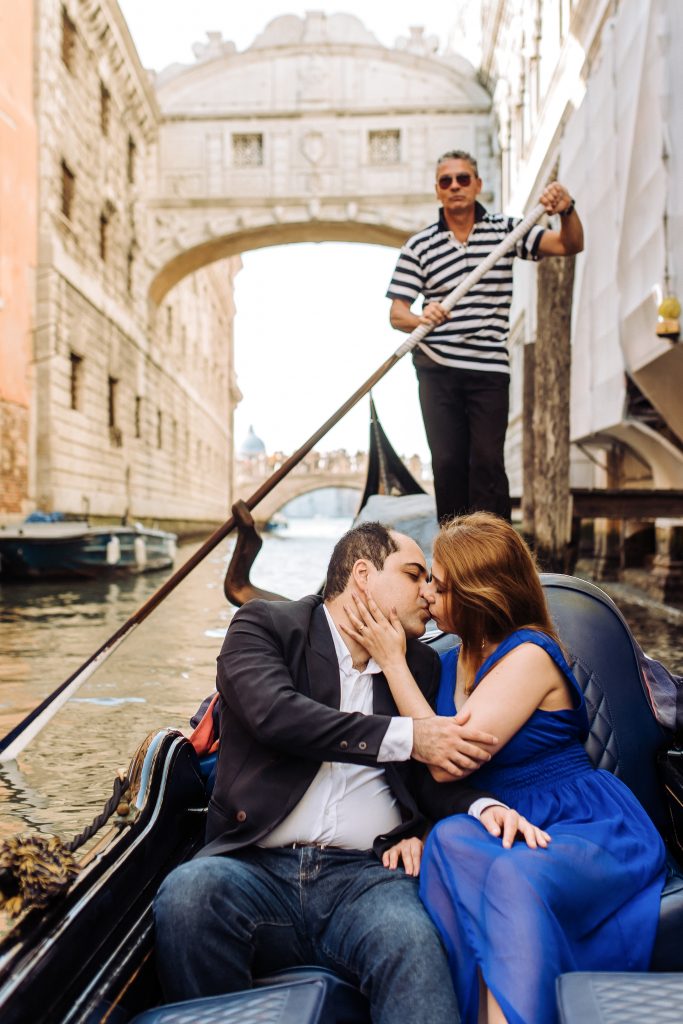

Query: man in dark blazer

[155,522,544,1023]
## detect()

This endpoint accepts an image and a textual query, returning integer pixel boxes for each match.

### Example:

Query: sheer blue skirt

[419,747,666,1024]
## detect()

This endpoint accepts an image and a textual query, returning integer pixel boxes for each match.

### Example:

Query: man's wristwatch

[559,198,576,217]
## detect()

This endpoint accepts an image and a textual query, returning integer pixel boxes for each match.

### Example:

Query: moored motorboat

[0,515,177,580]
[262,511,289,533]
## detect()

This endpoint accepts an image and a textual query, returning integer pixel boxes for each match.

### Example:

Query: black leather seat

[540,574,683,971]
[130,967,369,1024]
[557,971,683,1023]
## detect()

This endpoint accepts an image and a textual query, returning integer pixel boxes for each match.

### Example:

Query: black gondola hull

[0,732,206,1024]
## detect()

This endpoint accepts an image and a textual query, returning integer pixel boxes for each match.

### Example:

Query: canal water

[1,517,681,842]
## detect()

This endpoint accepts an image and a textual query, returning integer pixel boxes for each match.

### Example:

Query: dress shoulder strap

[476,628,584,708]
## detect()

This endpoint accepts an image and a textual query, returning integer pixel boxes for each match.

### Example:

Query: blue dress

[419,629,666,1024]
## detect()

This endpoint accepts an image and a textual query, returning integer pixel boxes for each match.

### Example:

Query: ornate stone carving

[301,130,325,166]
[395,26,440,57]
[297,56,330,103]
[191,32,236,63]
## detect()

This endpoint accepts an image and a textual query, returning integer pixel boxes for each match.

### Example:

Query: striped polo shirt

[387,203,545,374]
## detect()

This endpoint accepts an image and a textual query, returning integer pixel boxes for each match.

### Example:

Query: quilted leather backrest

[556,971,683,1023]
[541,574,668,832]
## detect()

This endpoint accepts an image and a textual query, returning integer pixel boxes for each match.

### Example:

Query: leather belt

[288,841,330,849]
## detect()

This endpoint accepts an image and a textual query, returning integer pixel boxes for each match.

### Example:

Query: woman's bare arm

[457,643,572,760]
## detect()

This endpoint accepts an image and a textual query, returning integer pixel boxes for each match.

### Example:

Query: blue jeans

[154,847,460,1024]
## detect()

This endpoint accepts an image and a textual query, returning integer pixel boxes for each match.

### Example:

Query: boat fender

[106,536,121,565]
[134,535,147,568]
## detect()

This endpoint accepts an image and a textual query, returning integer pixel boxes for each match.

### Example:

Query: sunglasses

[437,173,474,189]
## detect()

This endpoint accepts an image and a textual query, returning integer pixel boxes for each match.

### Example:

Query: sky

[118,1,482,460]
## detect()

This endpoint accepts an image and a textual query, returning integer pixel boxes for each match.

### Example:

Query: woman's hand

[480,805,551,850]
[382,837,424,876]
[341,592,407,668]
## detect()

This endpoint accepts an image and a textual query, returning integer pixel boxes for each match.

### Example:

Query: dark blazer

[201,595,490,858]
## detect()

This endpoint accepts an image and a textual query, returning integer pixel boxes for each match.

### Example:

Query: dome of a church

[239,425,266,457]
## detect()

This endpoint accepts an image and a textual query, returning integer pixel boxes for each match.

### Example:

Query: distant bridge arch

[237,472,365,524]
[150,221,415,306]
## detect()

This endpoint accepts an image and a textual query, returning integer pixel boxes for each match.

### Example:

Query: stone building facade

[481,0,683,497]
[0,3,37,516]
[26,0,240,528]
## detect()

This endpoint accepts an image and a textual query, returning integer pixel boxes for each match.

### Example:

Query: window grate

[368,130,401,165]
[232,133,263,167]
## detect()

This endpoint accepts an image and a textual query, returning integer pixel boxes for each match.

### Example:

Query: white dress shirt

[261,608,499,849]
[261,608,412,850]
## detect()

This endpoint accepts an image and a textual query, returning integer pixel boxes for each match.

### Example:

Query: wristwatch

[559,198,576,217]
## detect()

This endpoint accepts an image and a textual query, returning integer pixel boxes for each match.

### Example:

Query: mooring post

[532,252,575,571]
[521,340,536,542]
[646,521,683,603]
[592,447,622,580]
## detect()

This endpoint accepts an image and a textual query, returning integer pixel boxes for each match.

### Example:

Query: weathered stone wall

[33,258,239,522]
[0,2,37,517]
[29,0,239,525]
[0,404,30,514]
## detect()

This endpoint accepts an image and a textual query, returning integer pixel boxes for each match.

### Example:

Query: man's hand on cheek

[412,711,497,777]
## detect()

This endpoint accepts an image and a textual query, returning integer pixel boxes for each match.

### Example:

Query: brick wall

[0,401,29,515]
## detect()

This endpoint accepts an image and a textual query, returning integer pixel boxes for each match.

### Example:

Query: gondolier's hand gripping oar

[0,203,546,764]
[393,203,547,359]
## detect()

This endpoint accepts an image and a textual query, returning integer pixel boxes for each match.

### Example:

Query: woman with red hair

[343,512,666,1024]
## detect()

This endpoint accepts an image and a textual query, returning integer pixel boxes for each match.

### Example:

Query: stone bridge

[144,12,497,303]
[236,471,367,524]
[235,443,431,522]
[234,449,369,523]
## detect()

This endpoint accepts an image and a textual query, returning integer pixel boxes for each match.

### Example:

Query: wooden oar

[0,203,546,763]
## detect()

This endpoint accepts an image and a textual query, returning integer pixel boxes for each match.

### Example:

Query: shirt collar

[437,201,487,231]
[323,605,382,676]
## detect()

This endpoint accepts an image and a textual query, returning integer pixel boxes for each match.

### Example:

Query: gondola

[0,403,682,1024]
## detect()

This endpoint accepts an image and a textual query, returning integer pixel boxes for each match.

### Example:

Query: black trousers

[416,364,511,522]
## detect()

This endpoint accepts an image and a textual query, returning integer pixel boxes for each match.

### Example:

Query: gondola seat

[130,967,368,1024]
[556,971,683,1023]
[538,574,683,971]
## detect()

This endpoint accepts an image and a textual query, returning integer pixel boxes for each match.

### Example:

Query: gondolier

[387,149,584,522]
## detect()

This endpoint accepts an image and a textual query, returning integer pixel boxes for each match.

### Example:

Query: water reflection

[591,581,683,675]
[0,519,681,841]
[0,521,347,839]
